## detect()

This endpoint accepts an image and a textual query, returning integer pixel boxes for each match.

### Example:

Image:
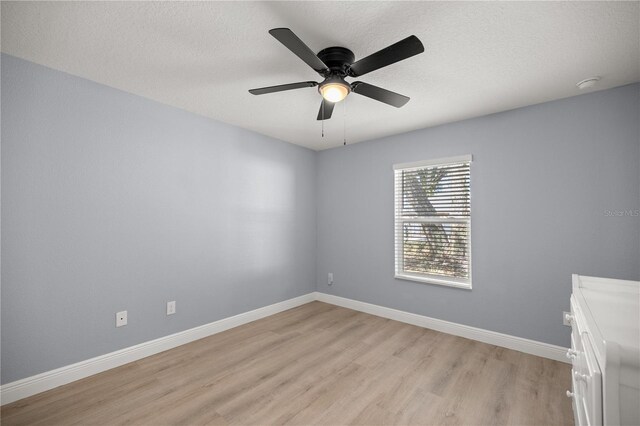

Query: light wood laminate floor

[1,302,573,425]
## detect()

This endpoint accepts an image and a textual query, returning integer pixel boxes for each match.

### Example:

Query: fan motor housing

[317,47,355,75]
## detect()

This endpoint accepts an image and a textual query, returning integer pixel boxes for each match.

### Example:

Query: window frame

[393,155,473,290]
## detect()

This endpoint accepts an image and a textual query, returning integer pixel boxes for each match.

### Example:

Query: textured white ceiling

[2,1,639,150]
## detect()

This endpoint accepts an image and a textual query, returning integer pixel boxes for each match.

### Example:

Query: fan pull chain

[321,101,324,138]
[343,98,347,146]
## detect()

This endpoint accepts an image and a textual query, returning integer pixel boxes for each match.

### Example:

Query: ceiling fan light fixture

[319,78,350,103]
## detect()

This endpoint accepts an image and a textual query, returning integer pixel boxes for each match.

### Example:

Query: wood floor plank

[1,302,573,425]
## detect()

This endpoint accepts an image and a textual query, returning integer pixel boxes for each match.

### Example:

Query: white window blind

[394,155,472,289]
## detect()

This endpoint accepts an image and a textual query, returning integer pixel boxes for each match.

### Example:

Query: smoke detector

[576,77,601,90]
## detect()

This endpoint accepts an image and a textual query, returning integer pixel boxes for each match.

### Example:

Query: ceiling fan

[249,28,425,120]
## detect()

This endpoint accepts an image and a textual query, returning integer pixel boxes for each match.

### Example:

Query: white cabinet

[567,275,640,426]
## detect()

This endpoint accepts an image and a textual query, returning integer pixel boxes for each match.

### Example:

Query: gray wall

[1,54,317,384]
[316,83,640,348]
[2,53,638,385]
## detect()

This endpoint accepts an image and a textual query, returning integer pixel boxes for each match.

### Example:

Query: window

[394,155,472,289]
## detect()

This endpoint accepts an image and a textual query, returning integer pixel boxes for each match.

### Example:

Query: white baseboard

[2,291,569,405]
[0,293,315,405]
[314,292,569,364]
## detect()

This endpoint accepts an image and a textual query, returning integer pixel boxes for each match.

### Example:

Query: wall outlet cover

[116,311,127,327]
[167,301,176,315]
[328,273,334,285]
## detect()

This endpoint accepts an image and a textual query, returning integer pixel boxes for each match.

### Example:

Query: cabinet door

[581,332,603,426]
[570,297,603,426]
[571,371,587,426]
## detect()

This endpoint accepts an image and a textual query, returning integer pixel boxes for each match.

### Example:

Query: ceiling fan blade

[249,81,318,95]
[351,82,410,108]
[348,35,424,77]
[269,28,329,74]
[317,100,335,120]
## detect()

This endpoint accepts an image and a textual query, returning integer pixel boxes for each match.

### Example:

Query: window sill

[395,273,472,290]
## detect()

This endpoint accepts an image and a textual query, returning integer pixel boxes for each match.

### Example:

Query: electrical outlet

[167,301,176,315]
[328,273,334,285]
[116,311,127,327]
[563,311,572,326]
